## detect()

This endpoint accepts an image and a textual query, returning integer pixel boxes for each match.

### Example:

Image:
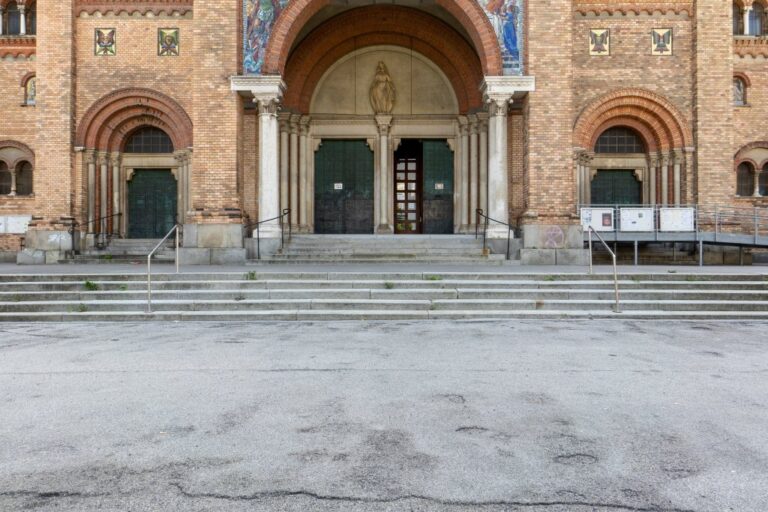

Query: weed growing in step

[76,304,88,313]
[118,284,128,291]
[245,271,258,281]
[101,254,113,260]
[685,275,697,281]
[384,282,395,289]
[12,294,22,302]
[83,280,99,291]
[543,275,556,282]
[234,295,246,301]
[425,275,443,281]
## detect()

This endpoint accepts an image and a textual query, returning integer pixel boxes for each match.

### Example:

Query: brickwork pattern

[508,112,525,224]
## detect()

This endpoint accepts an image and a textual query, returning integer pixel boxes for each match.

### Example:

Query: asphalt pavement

[1,320,767,511]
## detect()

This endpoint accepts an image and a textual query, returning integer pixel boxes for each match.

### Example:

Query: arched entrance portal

[75,88,192,243]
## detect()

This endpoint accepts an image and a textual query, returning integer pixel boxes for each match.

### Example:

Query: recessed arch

[263,0,502,76]
[282,5,483,114]
[76,88,192,152]
[0,140,34,169]
[574,88,692,152]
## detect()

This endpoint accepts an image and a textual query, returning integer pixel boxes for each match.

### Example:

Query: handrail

[587,226,620,313]
[475,209,513,260]
[146,224,181,314]
[245,209,291,260]
[69,212,123,255]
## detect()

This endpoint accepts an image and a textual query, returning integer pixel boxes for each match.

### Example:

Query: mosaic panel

[589,29,610,56]
[651,28,673,56]
[479,0,523,75]
[95,28,116,56]
[158,28,180,56]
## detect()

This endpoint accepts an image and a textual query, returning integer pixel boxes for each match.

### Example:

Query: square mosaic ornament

[158,28,180,57]
[651,28,673,56]
[589,29,610,56]
[95,28,116,56]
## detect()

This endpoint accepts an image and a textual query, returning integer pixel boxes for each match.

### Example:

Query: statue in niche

[369,61,396,114]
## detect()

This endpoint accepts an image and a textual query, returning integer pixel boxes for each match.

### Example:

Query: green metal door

[127,170,177,238]
[422,140,454,234]
[314,140,374,234]
[591,170,641,205]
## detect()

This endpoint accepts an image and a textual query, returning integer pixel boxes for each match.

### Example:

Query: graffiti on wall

[243,0,524,76]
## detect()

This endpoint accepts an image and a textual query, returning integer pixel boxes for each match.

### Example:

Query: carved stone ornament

[369,61,396,115]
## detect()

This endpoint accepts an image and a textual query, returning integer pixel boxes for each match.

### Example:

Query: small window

[734,3,743,35]
[750,3,765,36]
[595,127,645,154]
[761,164,768,196]
[24,76,36,106]
[123,127,174,154]
[5,2,21,35]
[737,162,755,196]
[0,163,10,195]
[16,161,32,196]
[733,77,747,106]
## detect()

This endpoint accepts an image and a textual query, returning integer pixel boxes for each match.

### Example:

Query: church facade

[0,0,766,263]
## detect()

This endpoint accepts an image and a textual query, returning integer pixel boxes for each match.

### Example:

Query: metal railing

[68,213,123,255]
[146,224,181,314]
[475,209,513,260]
[246,209,291,260]
[587,226,620,313]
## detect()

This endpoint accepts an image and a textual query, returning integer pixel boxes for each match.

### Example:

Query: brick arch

[282,6,483,114]
[263,0,501,76]
[76,88,192,152]
[0,140,34,168]
[591,118,661,152]
[574,89,692,152]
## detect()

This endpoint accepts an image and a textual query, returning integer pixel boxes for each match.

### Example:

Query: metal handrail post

[146,224,180,314]
[175,226,180,274]
[755,207,759,244]
[256,225,261,260]
[588,229,593,274]
[506,226,511,260]
[588,226,620,313]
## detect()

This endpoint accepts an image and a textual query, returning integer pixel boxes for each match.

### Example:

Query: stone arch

[735,141,768,170]
[262,0,502,76]
[0,140,34,169]
[76,88,192,152]
[574,88,692,152]
[282,6,483,113]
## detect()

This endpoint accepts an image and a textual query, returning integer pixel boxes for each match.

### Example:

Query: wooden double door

[394,139,453,234]
[127,169,177,238]
[591,169,642,205]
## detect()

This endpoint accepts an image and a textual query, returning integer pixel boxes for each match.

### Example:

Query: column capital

[110,153,121,167]
[374,114,392,136]
[481,75,534,115]
[84,150,98,164]
[231,75,285,115]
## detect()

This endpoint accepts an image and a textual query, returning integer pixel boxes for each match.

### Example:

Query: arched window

[26,2,36,35]
[734,2,744,35]
[15,161,32,196]
[737,162,755,196]
[750,3,765,36]
[761,164,768,196]
[123,127,174,154]
[0,163,10,195]
[734,77,747,106]
[23,75,36,106]
[594,127,645,154]
[5,2,21,35]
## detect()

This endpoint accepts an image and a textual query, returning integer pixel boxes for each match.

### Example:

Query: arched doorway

[75,88,192,244]
[590,127,645,205]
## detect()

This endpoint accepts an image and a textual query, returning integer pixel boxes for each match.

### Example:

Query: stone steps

[0,270,766,320]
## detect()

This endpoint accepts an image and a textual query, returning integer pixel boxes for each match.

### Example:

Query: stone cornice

[573,1,693,16]
[0,36,35,58]
[75,0,192,16]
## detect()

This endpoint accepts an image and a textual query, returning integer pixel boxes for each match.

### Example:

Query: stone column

[110,153,121,233]
[661,153,670,206]
[279,114,289,213]
[18,5,26,36]
[648,155,657,206]
[468,115,479,229]
[375,115,393,233]
[289,115,299,227]
[0,8,5,36]
[299,116,310,230]
[673,152,682,205]
[478,114,489,215]
[174,150,189,225]
[744,6,752,36]
[754,169,762,197]
[9,167,17,196]
[486,98,510,236]
[458,117,469,231]
[99,153,108,233]
[257,97,282,237]
[86,151,96,231]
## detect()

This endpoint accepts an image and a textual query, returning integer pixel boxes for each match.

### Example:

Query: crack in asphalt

[170,483,696,511]
[0,490,105,499]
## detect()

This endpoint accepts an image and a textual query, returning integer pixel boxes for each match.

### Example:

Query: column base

[486,224,515,239]
[376,224,393,234]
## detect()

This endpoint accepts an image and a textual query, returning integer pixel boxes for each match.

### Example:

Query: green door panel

[422,140,454,234]
[591,170,641,205]
[314,140,374,234]
[127,170,177,238]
